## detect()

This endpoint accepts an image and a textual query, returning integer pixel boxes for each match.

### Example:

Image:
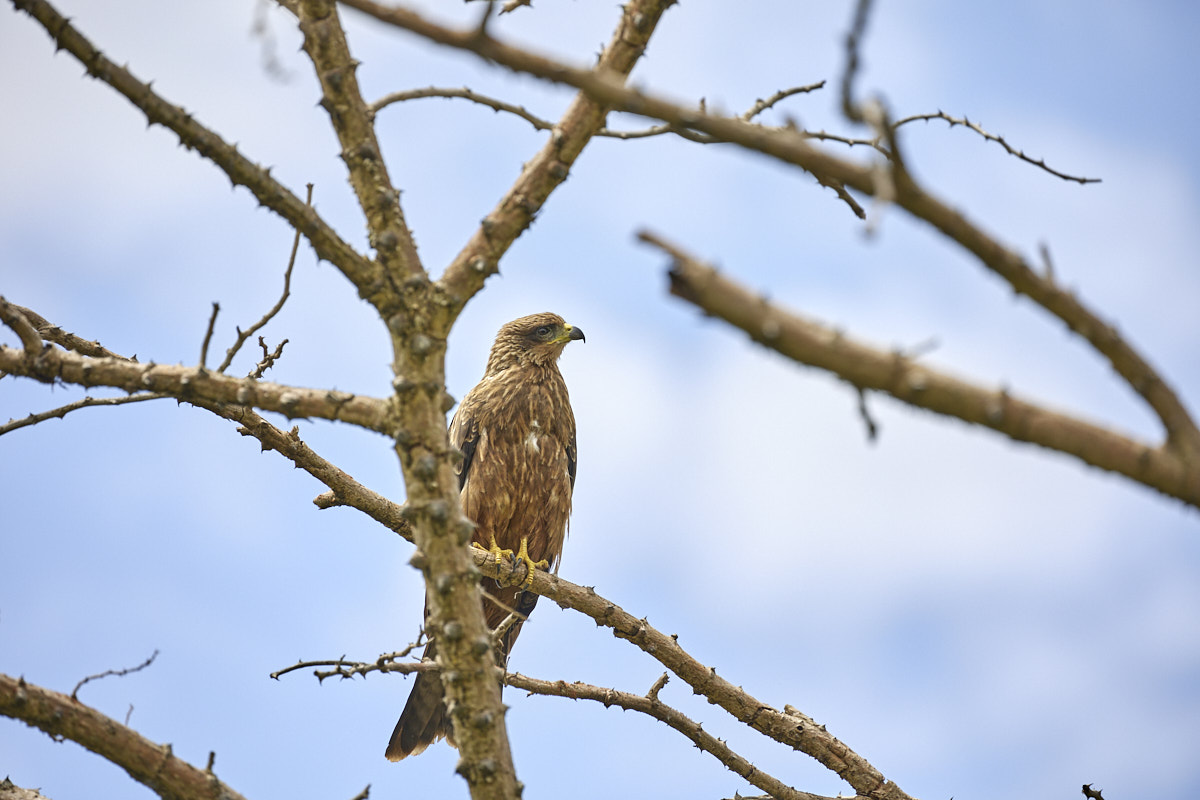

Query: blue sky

[3,2,1199,799]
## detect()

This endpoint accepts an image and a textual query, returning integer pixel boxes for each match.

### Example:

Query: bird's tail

[385,640,453,761]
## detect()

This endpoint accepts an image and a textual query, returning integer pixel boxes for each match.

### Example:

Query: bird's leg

[513,536,550,590]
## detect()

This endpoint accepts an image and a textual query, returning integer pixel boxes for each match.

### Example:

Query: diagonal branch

[0,393,169,437]
[637,231,1200,508]
[336,0,681,325]
[1,301,413,538]
[345,5,1199,470]
[460,550,913,800]
[893,110,1100,184]
[0,673,250,800]
[296,0,422,281]
[8,0,395,316]
[503,672,833,800]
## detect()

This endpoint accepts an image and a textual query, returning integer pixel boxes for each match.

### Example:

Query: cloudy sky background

[3,1,1199,798]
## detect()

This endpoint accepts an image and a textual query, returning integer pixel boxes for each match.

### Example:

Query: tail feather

[385,588,540,761]
[384,642,453,761]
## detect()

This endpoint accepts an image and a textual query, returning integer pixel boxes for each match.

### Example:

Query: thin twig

[200,302,220,368]
[218,183,309,373]
[740,81,826,122]
[0,393,169,437]
[72,650,159,700]
[894,110,1101,184]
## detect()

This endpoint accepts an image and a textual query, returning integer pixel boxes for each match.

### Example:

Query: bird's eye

[535,325,551,338]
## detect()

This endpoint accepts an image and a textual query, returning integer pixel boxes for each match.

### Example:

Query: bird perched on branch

[385,312,585,761]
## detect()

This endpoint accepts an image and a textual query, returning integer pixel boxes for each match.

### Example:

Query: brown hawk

[385,312,585,761]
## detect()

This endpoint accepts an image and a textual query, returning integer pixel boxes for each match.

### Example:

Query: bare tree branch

[215,184,310,373]
[296,0,422,281]
[0,778,53,800]
[370,85,555,129]
[340,6,1198,474]
[358,0,682,321]
[8,0,392,315]
[0,393,169,437]
[893,110,1100,184]
[457,549,915,800]
[637,230,1200,508]
[371,80,826,136]
[2,302,415,540]
[0,673,250,800]
[0,344,391,434]
[503,671,829,800]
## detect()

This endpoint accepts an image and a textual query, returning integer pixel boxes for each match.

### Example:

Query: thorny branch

[357,0,683,319]
[348,2,1199,487]
[0,393,168,436]
[275,541,895,800]
[272,651,832,800]
[0,300,414,541]
[0,341,390,433]
[213,184,311,373]
[0,673,250,800]
[8,0,394,316]
[637,231,1200,507]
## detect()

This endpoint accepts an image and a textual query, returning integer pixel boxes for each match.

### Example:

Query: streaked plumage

[385,312,584,761]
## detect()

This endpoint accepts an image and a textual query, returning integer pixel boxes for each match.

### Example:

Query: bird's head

[487,312,586,372]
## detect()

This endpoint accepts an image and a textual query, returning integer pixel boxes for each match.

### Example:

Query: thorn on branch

[856,387,878,443]
[1039,241,1056,283]
[200,301,220,367]
[248,337,289,379]
[647,671,669,702]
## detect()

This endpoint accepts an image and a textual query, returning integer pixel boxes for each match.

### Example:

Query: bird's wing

[567,428,578,490]
[448,397,481,492]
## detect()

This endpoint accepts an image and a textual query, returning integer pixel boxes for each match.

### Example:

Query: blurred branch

[0,673,250,800]
[0,778,52,800]
[637,230,1200,508]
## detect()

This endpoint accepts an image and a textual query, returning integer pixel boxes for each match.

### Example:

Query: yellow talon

[514,536,549,590]
[472,535,514,562]
[472,536,547,589]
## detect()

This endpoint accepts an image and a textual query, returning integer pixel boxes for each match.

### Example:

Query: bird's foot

[513,536,549,590]
[472,536,515,564]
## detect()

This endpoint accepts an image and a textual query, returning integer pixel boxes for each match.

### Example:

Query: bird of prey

[385,312,585,761]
